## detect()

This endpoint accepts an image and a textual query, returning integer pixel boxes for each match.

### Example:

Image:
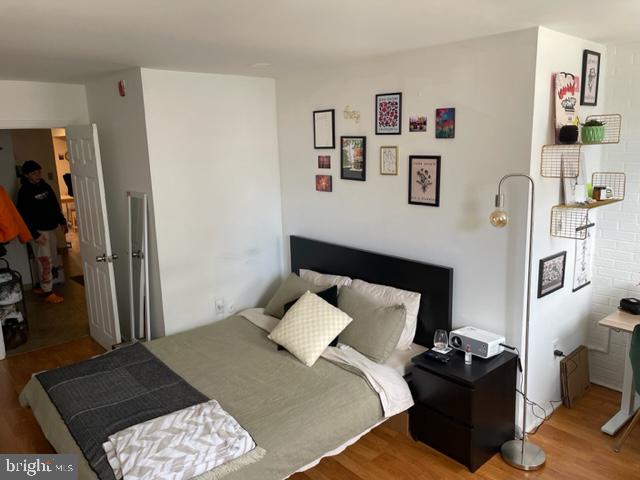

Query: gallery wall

[277,28,539,357]
[140,68,283,335]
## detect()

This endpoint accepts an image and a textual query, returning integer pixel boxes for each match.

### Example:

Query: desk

[598,310,640,435]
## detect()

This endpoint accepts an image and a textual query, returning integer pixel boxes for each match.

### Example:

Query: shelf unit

[541,113,624,239]
[541,114,622,179]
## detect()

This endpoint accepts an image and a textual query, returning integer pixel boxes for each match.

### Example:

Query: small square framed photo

[538,251,567,298]
[409,116,427,132]
[313,109,335,149]
[318,155,331,169]
[380,146,398,175]
[341,136,366,181]
[375,92,402,135]
[408,155,441,207]
[580,50,601,106]
[315,175,332,192]
[435,108,455,139]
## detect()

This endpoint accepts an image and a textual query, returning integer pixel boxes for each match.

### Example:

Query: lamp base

[501,439,546,471]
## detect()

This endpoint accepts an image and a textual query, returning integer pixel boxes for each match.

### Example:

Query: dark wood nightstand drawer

[410,404,472,469]
[411,366,473,425]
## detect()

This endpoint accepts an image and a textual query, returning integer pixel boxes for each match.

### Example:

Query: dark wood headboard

[290,236,453,348]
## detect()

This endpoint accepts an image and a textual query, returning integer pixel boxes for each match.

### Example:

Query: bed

[20,236,453,480]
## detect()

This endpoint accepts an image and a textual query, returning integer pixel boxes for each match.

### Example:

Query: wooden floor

[1,337,639,479]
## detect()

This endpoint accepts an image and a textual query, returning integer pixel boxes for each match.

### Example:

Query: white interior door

[66,124,121,349]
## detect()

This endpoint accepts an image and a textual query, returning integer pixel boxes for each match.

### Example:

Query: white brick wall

[588,43,640,390]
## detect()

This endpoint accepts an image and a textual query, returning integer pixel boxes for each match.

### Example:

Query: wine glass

[433,329,449,353]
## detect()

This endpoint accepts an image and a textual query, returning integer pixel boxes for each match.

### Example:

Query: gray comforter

[20,316,384,480]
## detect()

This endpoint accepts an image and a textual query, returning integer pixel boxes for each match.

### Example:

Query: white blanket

[103,399,257,480]
[240,308,414,418]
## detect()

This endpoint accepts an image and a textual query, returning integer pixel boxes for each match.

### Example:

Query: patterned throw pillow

[268,291,352,367]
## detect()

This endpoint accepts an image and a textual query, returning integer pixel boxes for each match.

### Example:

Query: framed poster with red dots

[375,92,402,135]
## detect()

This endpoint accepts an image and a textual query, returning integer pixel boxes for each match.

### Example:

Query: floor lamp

[489,173,546,471]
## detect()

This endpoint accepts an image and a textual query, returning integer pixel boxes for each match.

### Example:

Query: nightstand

[409,350,517,472]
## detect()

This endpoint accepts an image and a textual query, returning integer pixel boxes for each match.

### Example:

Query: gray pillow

[338,286,406,363]
[264,273,325,319]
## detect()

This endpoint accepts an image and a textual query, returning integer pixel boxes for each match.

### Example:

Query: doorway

[0,128,89,355]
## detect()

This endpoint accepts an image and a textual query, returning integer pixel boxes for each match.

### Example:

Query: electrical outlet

[215,299,225,314]
[227,303,234,313]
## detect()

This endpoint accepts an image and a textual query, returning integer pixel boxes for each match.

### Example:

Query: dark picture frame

[315,175,332,192]
[580,50,601,106]
[313,109,335,149]
[537,251,567,298]
[375,92,402,135]
[340,136,366,181]
[408,155,441,207]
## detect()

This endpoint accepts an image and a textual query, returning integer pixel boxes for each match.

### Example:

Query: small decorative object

[435,108,455,138]
[313,109,335,149]
[581,50,601,106]
[343,106,361,123]
[581,119,605,144]
[318,155,331,169]
[537,251,567,298]
[592,185,607,200]
[315,175,332,192]
[408,155,441,207]
[341,136,366,181]
[380,146,398,175]
[558,125,579,144]
[554,72,580,142]
[573,230,592,292]
[58,154,65,160]
[409,116,427,132]
[118,80,126,97]
[375,92,402,135]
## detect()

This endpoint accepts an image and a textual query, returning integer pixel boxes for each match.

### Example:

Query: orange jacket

[0,185,32,243]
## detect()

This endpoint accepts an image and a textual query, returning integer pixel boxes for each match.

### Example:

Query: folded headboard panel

[290,236,453,348]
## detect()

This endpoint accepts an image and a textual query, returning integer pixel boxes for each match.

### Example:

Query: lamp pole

[490,174,546,470]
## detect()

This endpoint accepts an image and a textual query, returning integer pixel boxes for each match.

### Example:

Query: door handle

[132,250,144,259]
[96,253,118,263]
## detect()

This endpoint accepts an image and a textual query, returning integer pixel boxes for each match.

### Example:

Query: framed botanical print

[380,146,398,175]
[341,136,366,181]
[375,92,402,135]
[581,50,601,106]
[408,155,441,207]
[538,251,567,298]
[313,109,335,149]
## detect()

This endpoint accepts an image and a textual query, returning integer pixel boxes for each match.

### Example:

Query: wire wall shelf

[592,172,626,200]
[550,207,592,240]
[585,114,622,144]
[541,144,582,178]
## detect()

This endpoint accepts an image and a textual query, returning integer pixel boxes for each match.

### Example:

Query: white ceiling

[1,0,639,83]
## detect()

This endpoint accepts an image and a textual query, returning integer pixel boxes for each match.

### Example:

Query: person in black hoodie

[17,160,68,304]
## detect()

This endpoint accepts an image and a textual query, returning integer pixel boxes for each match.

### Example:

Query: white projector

[449,326,505,359]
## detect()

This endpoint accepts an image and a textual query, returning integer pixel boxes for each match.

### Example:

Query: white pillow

[350,279,421,350]
[299,269,352,289]
[268,291,352,367]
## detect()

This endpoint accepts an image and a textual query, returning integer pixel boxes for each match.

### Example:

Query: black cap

[21,160,42,175]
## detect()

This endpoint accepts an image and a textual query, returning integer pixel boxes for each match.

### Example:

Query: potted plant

[581,119,606,144]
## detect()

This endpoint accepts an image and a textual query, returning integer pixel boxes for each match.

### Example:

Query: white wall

[526,28,606,425]
[277,29,539,352]
[0,80,88,129]
[140,69,283,335]
[85,68,165,339]
[587,42,640,390]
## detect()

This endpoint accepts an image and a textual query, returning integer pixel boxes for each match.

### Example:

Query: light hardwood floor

[1,337,639,479]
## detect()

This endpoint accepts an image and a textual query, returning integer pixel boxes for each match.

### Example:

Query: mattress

[20,315,409,480]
